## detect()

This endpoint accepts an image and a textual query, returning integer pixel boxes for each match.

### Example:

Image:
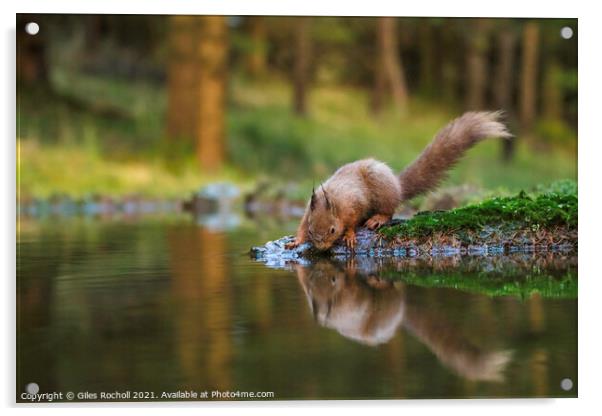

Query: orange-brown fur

[286,111,511,251]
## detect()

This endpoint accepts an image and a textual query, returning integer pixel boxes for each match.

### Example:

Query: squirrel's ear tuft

[321,185,331,209]
[310,186,316,211]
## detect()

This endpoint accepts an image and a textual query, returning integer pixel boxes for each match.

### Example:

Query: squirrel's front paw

[285,239,302,250]
[342,229,357,251]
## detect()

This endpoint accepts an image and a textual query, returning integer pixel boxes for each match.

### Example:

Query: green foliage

[227,107,314,177]
[380,181,578,239]
[559,68,578,94]
[535,179,577,196]
[534,118,577,148]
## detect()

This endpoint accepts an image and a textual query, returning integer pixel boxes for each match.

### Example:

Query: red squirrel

[285,111,511,251]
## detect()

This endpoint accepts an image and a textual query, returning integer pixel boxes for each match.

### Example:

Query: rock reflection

[294,259,513,382]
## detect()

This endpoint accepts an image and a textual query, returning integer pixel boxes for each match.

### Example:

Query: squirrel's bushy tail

[399,111,512,201]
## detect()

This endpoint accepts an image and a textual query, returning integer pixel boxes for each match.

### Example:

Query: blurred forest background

[17,15,577,200]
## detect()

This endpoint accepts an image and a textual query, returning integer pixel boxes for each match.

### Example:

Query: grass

[379,180,577,240]
[17,140,251,199]
[17,70,578,199]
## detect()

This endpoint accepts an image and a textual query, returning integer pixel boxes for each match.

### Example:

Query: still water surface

[17,214,577,401]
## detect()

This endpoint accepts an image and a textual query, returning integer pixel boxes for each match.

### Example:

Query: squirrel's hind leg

[364,213,392,230]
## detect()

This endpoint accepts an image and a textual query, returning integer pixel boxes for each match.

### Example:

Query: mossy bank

[377,181,577,254]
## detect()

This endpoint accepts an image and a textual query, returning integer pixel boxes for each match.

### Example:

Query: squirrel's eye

[330,227,335,234]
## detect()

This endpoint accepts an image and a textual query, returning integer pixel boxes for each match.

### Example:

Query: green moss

[380,182,577,240]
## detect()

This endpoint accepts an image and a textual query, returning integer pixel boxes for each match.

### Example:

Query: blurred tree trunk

[245,16,267,77]
[380,17,409,111]
[17,17,49,87]
[196,16,228,172]
[293,17,311,116]
[372,17,409,114]
[519,21,540,132]
[84,15,106,52]
[493,27,517,161]
[167,16,199,142]
[419,21,436,96]
[465,19,490,110]
[439,21,460,104]
[371,54,386,114]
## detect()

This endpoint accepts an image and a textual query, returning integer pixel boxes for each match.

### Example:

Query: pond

[16,213,577,401]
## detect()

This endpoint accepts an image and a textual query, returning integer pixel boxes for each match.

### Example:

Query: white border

[3,1,601,415]
[10,0,580,17]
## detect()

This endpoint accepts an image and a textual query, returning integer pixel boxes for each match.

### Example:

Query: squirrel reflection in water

[294,259,513,382]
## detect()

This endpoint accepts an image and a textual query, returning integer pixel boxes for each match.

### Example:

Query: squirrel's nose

[314,241,332,251]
